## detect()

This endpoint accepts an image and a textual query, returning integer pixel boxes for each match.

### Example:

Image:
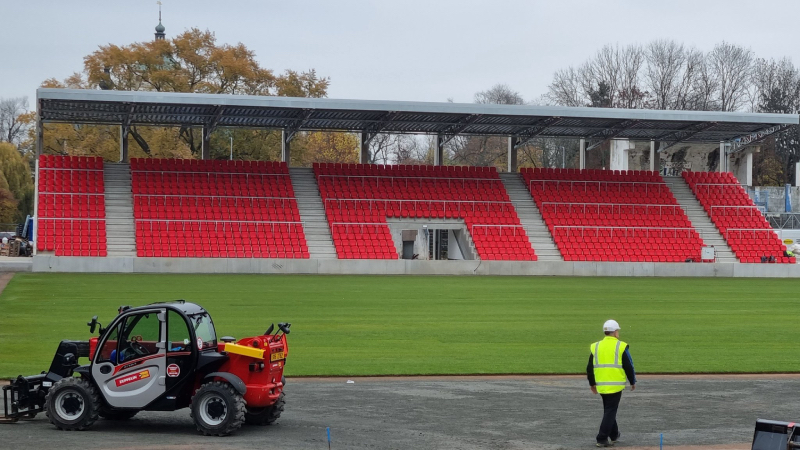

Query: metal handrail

[540,202,683,216]
[317,173,499,182]
[552,225,701,240]
[38,218,106,222]
[38,192,105,196]
[131,170,289,177]
[136,219,303,225]
[709,205,763,217]
[38,167,103,172]
[723,228,780,239]
[134,194,295,201]
[469,224,526,237]
[322,198,514,213]
[527,179,671,195]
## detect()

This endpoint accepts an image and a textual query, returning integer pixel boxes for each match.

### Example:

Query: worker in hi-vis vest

[587,319,636,448]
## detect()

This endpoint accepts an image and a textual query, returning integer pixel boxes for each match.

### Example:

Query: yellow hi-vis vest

[590,336,629,394]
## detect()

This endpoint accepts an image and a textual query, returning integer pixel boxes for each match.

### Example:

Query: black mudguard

[203,372,246,395]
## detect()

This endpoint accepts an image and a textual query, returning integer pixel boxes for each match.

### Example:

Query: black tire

[245,391,285,426]
[44,377,100,431]
[190,381,246,436]
[99,407,138,420]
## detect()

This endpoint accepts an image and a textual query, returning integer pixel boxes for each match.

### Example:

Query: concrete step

[499,173,562,261]
[666,176,736,260]
[104,163,137,257]
[289,168,337,259]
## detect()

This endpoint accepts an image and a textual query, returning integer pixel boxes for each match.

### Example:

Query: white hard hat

[603,320,620,332]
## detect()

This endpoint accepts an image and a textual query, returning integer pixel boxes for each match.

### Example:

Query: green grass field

[0,273,797,378]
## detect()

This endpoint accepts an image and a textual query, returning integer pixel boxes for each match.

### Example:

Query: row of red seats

[683,171,791,264]
[131,158,289,174]
[37,156,107,257]
[39,194,106,219]
[470,226,537,261]
[555,229,702,262]
[36,219,107,256]
[137,247,308,258]
[314,162,497,178]
[331,224,396,259]
[522,167,662,182]
[39,155,103,170]
[317,164,533,260]
[523,168,701,262]
[131,159,308,259]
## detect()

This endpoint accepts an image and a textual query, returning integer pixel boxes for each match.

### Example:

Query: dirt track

[2,374,797,449]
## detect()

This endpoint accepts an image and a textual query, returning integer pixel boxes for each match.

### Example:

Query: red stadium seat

[520,167,701,263]
[37,156,107,257]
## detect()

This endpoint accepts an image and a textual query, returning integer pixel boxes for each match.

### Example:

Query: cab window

[96,324,120,364]
[167,310,191,352]
[116,312,161,362]
[189,313,217,350]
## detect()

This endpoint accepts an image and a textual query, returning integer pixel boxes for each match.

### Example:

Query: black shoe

[611,433,621,444]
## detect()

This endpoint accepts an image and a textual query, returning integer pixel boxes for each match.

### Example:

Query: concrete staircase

[499,173,562,261]
[665,176,737,263]
[103,163,136,257]
[289,168,337,259]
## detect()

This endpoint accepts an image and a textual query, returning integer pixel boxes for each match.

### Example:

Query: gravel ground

[2,374,798,449]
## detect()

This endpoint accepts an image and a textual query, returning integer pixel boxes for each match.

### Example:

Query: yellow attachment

[224,343,265,359]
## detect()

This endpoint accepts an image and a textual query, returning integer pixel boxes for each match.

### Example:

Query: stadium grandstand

[29,88,800,276]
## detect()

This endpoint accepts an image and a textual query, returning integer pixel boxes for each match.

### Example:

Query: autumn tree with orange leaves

[41,28,339,164]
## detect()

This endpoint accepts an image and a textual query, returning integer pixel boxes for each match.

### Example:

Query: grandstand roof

[37,89,798,146]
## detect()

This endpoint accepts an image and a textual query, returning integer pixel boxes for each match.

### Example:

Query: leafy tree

[0,168,18,224]
[299,132,359,165]
[43,28,329,161]
[0,143,33,222]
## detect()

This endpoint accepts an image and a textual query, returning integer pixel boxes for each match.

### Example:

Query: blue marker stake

[327,427,331,450]
[660,433,663,450]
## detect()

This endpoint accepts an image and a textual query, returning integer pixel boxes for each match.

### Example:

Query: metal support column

[744,152,753,186]
[434,134,444,166]
[507,136,518,173]
[201,126,211,160]
[719,141,725,173]
[35,115,43,159]
[360,133,370,164]
[796,162,799,187]
[579,138,586,169]
[281,129,291,164]
[649,140,655,172]
[120,126,129,163]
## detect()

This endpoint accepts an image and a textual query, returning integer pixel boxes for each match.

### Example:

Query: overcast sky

[3,0,800,107]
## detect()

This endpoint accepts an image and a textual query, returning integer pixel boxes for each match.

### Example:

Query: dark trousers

[596,391,622,443]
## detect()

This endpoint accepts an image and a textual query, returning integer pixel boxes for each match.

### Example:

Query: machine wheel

[44,377,100,431]
[190,381,246,436]
[99,407,138,420]
[245,391,285,425]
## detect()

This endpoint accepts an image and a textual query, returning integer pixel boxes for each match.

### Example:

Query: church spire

[154,1,166,41]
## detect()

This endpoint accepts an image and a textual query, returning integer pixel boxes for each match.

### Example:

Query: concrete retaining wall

[0,257,32,272]
[32,256,800,277]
